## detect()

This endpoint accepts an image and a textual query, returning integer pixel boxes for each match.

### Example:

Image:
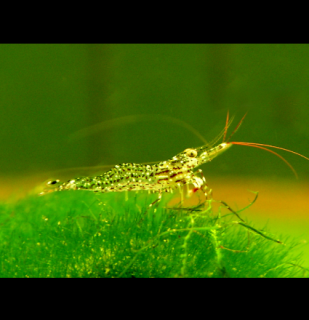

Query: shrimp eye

[185,149,197,158]
[47,180,60,185]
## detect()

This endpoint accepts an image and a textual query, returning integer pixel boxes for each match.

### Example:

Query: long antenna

[230,141,309,179]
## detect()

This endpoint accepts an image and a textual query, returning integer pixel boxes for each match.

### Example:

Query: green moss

[0,190,307,278]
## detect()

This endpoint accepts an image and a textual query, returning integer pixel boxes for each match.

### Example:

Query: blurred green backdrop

[1,44,309,180]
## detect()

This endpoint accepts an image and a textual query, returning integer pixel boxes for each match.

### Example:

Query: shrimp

[40,112,309,207]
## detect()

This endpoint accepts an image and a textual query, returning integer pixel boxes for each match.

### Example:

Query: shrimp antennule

[225,112,248,143]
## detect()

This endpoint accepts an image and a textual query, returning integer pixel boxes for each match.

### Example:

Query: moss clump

[0,191,306,278]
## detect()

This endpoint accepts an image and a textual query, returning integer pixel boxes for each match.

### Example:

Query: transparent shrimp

[40,112,309,208]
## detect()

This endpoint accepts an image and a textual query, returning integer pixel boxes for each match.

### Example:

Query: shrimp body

[41,112,309,202]
[42,142,232,198]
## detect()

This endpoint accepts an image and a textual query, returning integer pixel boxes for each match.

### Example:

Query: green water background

[1,44,309,180]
